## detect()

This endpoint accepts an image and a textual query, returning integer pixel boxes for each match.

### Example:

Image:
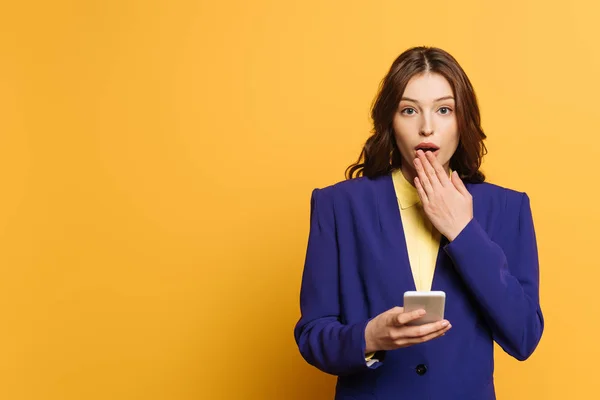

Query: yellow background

[0,0,598,398]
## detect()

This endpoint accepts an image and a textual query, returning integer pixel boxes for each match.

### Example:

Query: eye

[438,107,452,115]
[401,107,417,115]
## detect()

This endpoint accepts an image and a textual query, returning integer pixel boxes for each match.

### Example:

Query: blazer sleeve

[443,191,544,360]
[293,188,383,376]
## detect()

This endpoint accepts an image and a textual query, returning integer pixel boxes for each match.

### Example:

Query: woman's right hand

[364,307,451,353]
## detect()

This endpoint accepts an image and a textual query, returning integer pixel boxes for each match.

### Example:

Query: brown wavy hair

[346,46,487,183]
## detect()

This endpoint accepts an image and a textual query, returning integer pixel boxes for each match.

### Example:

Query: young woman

[293,47,544,400]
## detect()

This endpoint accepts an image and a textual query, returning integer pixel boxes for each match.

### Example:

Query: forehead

[401,72,454,101]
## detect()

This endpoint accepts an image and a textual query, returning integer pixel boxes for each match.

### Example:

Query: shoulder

[311,175,389,204]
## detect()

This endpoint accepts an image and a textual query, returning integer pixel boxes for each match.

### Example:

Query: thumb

[451,170,469,196]
[393,308,427,326]
[384,307,403,326]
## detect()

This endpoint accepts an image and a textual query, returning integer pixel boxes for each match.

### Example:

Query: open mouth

[415,143,440,155]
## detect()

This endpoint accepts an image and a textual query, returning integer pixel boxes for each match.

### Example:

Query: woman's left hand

[413,150,473,242]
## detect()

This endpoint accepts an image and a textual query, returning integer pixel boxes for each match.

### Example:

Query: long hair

[346,47,487,183]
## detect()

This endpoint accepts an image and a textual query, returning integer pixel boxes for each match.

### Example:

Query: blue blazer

[293,174,544,400]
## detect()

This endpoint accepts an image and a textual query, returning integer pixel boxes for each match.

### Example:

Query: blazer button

[416,364,427,375]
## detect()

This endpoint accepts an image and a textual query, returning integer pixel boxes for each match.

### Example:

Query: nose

[420,115,434,136]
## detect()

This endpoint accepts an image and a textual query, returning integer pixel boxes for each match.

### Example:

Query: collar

[391,168,453,210]
[391,169,420,209]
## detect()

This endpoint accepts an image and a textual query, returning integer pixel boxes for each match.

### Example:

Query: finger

[451,170,470,196]
[393,309,426,326]
[417,150,441,189]
[414,177,429,205]
[404,324,452,345]
[425,151,450,187]
[401,320,451,338]
[413,157,434,196]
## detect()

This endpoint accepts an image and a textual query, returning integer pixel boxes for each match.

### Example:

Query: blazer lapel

[374,175,459,301]
[375,175,417,300]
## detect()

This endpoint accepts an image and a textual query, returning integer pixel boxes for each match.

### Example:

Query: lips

[415,142,440,154]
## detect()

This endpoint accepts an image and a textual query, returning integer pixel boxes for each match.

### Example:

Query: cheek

[393,131,414,158]
[393,119,416,146]
[442,119,459,146]
[447,131,460,150]
[438,119,459,160]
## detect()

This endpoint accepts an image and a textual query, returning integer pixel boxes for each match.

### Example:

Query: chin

[438,157,451,170]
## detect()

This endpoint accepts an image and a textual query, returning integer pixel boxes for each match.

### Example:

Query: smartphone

[403,291,446,326]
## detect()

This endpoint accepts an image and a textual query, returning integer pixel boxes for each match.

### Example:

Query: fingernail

[418,309,426,315]
[441,321,449,327]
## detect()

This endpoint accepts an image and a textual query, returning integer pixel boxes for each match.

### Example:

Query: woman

[293,47,544,400]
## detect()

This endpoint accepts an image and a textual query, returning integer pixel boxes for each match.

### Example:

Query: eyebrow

[400,96,455,103]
